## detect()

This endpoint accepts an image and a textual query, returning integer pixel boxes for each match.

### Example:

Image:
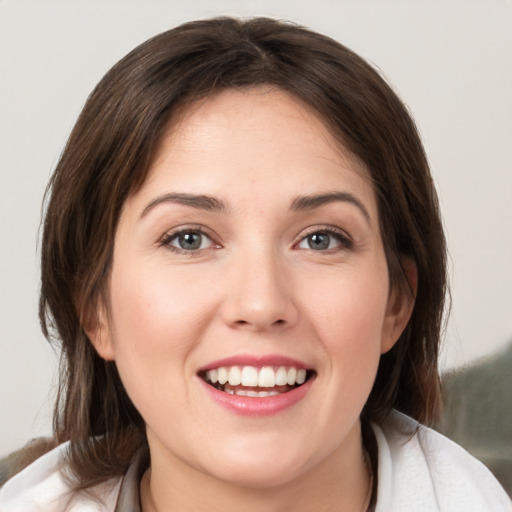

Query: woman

[0,17,509,511]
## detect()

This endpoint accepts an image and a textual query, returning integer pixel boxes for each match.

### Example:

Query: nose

[220,249,299,332]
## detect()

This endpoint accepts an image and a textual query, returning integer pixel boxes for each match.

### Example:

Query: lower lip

[199,376,315,416]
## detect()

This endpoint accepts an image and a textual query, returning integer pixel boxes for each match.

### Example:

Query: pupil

[308,233,329,250]
[179,232,201,250]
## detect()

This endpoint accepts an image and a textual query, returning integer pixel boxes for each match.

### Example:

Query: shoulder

[372,410,512,512]
[0,443,122,512]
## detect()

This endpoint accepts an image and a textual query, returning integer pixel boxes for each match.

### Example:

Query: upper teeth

[206,366,307,388]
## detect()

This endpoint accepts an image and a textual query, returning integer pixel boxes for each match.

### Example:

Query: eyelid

[159,224,221,252]
[158,224,353,253]
[294,225,354,251]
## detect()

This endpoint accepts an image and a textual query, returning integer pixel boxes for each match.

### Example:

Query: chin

[213,460,307,490]
[201,440,315,489]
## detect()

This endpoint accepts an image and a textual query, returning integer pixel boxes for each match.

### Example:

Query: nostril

[231,317,287,332]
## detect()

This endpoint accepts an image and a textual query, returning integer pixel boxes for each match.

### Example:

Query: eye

[297,228,352,251]
[162,229,215,252]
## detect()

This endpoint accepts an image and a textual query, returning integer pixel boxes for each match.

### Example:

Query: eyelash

[159,225,354,254]
[295,226,354,252]
[159,226,219,254]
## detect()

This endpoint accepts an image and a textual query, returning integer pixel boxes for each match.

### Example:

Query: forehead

[132,88,376,217]
[164,88,361,162]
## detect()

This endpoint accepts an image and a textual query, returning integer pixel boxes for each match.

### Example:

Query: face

[91,89,412,488]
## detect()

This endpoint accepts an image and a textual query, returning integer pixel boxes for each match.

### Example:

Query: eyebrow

[290,192,371,225]
[140,193,227,218]
[140,190,371,225]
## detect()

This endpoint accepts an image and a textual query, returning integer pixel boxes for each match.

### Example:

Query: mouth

[199,365,316,397]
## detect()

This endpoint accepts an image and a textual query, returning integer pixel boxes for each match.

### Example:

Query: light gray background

[1,0,511,457]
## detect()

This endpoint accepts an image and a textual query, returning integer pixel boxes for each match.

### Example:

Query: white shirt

[1,410,510,511]
[373,410,511,511]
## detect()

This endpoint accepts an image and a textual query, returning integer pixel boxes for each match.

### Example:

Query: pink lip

[198,375,315,416]
[198,354,312,372]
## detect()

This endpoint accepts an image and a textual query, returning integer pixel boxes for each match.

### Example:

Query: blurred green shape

[438,340,512,496]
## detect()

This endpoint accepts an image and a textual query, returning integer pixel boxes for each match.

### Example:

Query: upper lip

[198,354,313,372]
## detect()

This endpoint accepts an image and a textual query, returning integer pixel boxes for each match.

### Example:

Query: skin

[89,88,414,511]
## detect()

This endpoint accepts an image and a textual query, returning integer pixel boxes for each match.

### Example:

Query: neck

[141,423,372,512]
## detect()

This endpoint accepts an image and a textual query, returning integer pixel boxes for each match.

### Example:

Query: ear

[381,257,417,354]
[83,298,116,361]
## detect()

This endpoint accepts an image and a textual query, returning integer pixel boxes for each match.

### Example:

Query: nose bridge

[222,239,298,331]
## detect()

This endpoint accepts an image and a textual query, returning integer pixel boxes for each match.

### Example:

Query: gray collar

[114,447,149,512]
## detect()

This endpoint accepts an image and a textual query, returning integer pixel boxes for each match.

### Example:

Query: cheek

[106,261,214,415]
[303,262,389,388]
[110,260,210,351]
[311,265,388,338]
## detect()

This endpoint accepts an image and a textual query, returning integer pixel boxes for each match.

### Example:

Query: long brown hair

[36,17,447,489]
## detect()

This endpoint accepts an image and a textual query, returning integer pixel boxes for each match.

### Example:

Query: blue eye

[297,229,352,251]
[164,230,214,251]
[306,233,331,250]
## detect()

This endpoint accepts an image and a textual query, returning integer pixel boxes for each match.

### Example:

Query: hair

[33,16,447,490]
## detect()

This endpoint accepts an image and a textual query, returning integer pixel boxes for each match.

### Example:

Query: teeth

[241,366,258,386]
[228,366,242,386]
[233,389,282,397]
[275,366,288,386]
[206,365,309,388]
[217,367,228,385]
[287,367,297,386]
[258,390,281,397]
[258,367,276,387]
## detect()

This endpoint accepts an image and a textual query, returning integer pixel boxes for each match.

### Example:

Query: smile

[200,365,314,397]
